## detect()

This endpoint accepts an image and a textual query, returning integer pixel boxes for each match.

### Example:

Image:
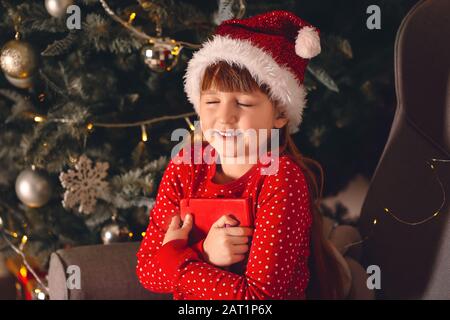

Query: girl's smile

[199,88,287,161]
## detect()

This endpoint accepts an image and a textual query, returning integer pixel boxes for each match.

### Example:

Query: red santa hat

[183,10,321,134]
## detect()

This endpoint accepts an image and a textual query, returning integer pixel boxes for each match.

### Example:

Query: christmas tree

[0,0,417,290]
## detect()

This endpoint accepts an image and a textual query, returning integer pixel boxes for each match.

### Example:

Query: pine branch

[83,202,115,231]
[213,0,235,25]
[81,13,143,54]
[38,69,70,100]
[307,64,340,93]
[105,156,168,208]
[41,31,79,56]
[17,2,67,34]
[0,131,24,185]
[0,89,37,123]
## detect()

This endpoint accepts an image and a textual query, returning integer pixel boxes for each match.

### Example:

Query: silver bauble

[45,0,74,18]
[0,39,38,79]
[15,168,52,208]
[140,41,180,73]
[101,221,130,244]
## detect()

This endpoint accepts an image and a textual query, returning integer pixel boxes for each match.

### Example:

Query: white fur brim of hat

[183,35,307,134]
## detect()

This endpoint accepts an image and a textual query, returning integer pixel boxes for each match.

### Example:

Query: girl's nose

[217,102,238,124]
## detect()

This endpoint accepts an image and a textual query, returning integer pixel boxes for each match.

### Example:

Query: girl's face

[199,88,288,159]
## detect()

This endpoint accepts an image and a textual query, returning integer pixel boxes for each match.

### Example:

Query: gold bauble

[4,73,34,89]
[0,39,38,79]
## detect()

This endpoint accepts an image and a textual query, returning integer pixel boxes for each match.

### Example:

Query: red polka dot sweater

[136,142,313,300]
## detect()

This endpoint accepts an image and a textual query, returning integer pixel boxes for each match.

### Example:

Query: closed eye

[206,101,253,107]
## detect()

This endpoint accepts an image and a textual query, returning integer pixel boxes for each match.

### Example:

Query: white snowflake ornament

[59,155,109,214]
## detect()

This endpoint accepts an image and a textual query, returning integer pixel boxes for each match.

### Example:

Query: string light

[33,116,45,123]
[141,232,146,237]
[141,125,148,142]
[343,158,448,251]
[184,117,195,131]
[19,235,27,251]
[382,159,446,226]
[19,266,27,278]
[0,229,50,295]
[99,0,202,49]
[2,230,18,238]
[31,111,196,128]
[128,12,136,24]
[34,288,46,300]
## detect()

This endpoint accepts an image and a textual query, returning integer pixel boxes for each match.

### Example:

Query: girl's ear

[274,106,289,129]
[274,117,288,129]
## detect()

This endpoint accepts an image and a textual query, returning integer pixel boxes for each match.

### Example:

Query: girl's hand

[162,214,193,246]
[202,215,254,267]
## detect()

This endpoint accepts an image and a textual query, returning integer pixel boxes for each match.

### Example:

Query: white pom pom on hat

[295,26,321,59]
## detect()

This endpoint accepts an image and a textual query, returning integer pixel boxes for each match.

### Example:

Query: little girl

[136,10,343,300]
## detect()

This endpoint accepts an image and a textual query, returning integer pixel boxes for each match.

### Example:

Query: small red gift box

[180,197,254,245]
[180,197,254,274]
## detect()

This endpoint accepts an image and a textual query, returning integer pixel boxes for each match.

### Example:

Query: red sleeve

[136,148,206,293]
[155,158,313,299]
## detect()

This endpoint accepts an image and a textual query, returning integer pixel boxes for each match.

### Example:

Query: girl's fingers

[228,235,251,245]
[181,213,193,230]
[225,227,254,237]
[232,244,249,254]
[168,215,181,231]
[230,254,246,264]
[213,215,239,228]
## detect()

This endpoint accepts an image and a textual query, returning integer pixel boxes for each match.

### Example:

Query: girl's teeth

[216,130,240,137]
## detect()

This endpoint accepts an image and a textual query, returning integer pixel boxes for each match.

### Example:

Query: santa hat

[183,10,321,134]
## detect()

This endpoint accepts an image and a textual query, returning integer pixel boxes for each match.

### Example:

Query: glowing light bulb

[141,125,148,142]
[128,12,136,24]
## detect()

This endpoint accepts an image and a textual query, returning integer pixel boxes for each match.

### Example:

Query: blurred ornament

[5,256,48,300]
[101,217,130,244]
[339,39,353,59]
[213,0,247,25]
[0,39,38,80]
[309,126,326,148]
[307,65,339,93]
[59,155,109,215]
[30,283,48,300]
[45,0,74,18]
[15,167,52,208]
[141,39,181,73]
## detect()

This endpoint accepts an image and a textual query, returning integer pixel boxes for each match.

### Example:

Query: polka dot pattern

[136,145,313,300]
